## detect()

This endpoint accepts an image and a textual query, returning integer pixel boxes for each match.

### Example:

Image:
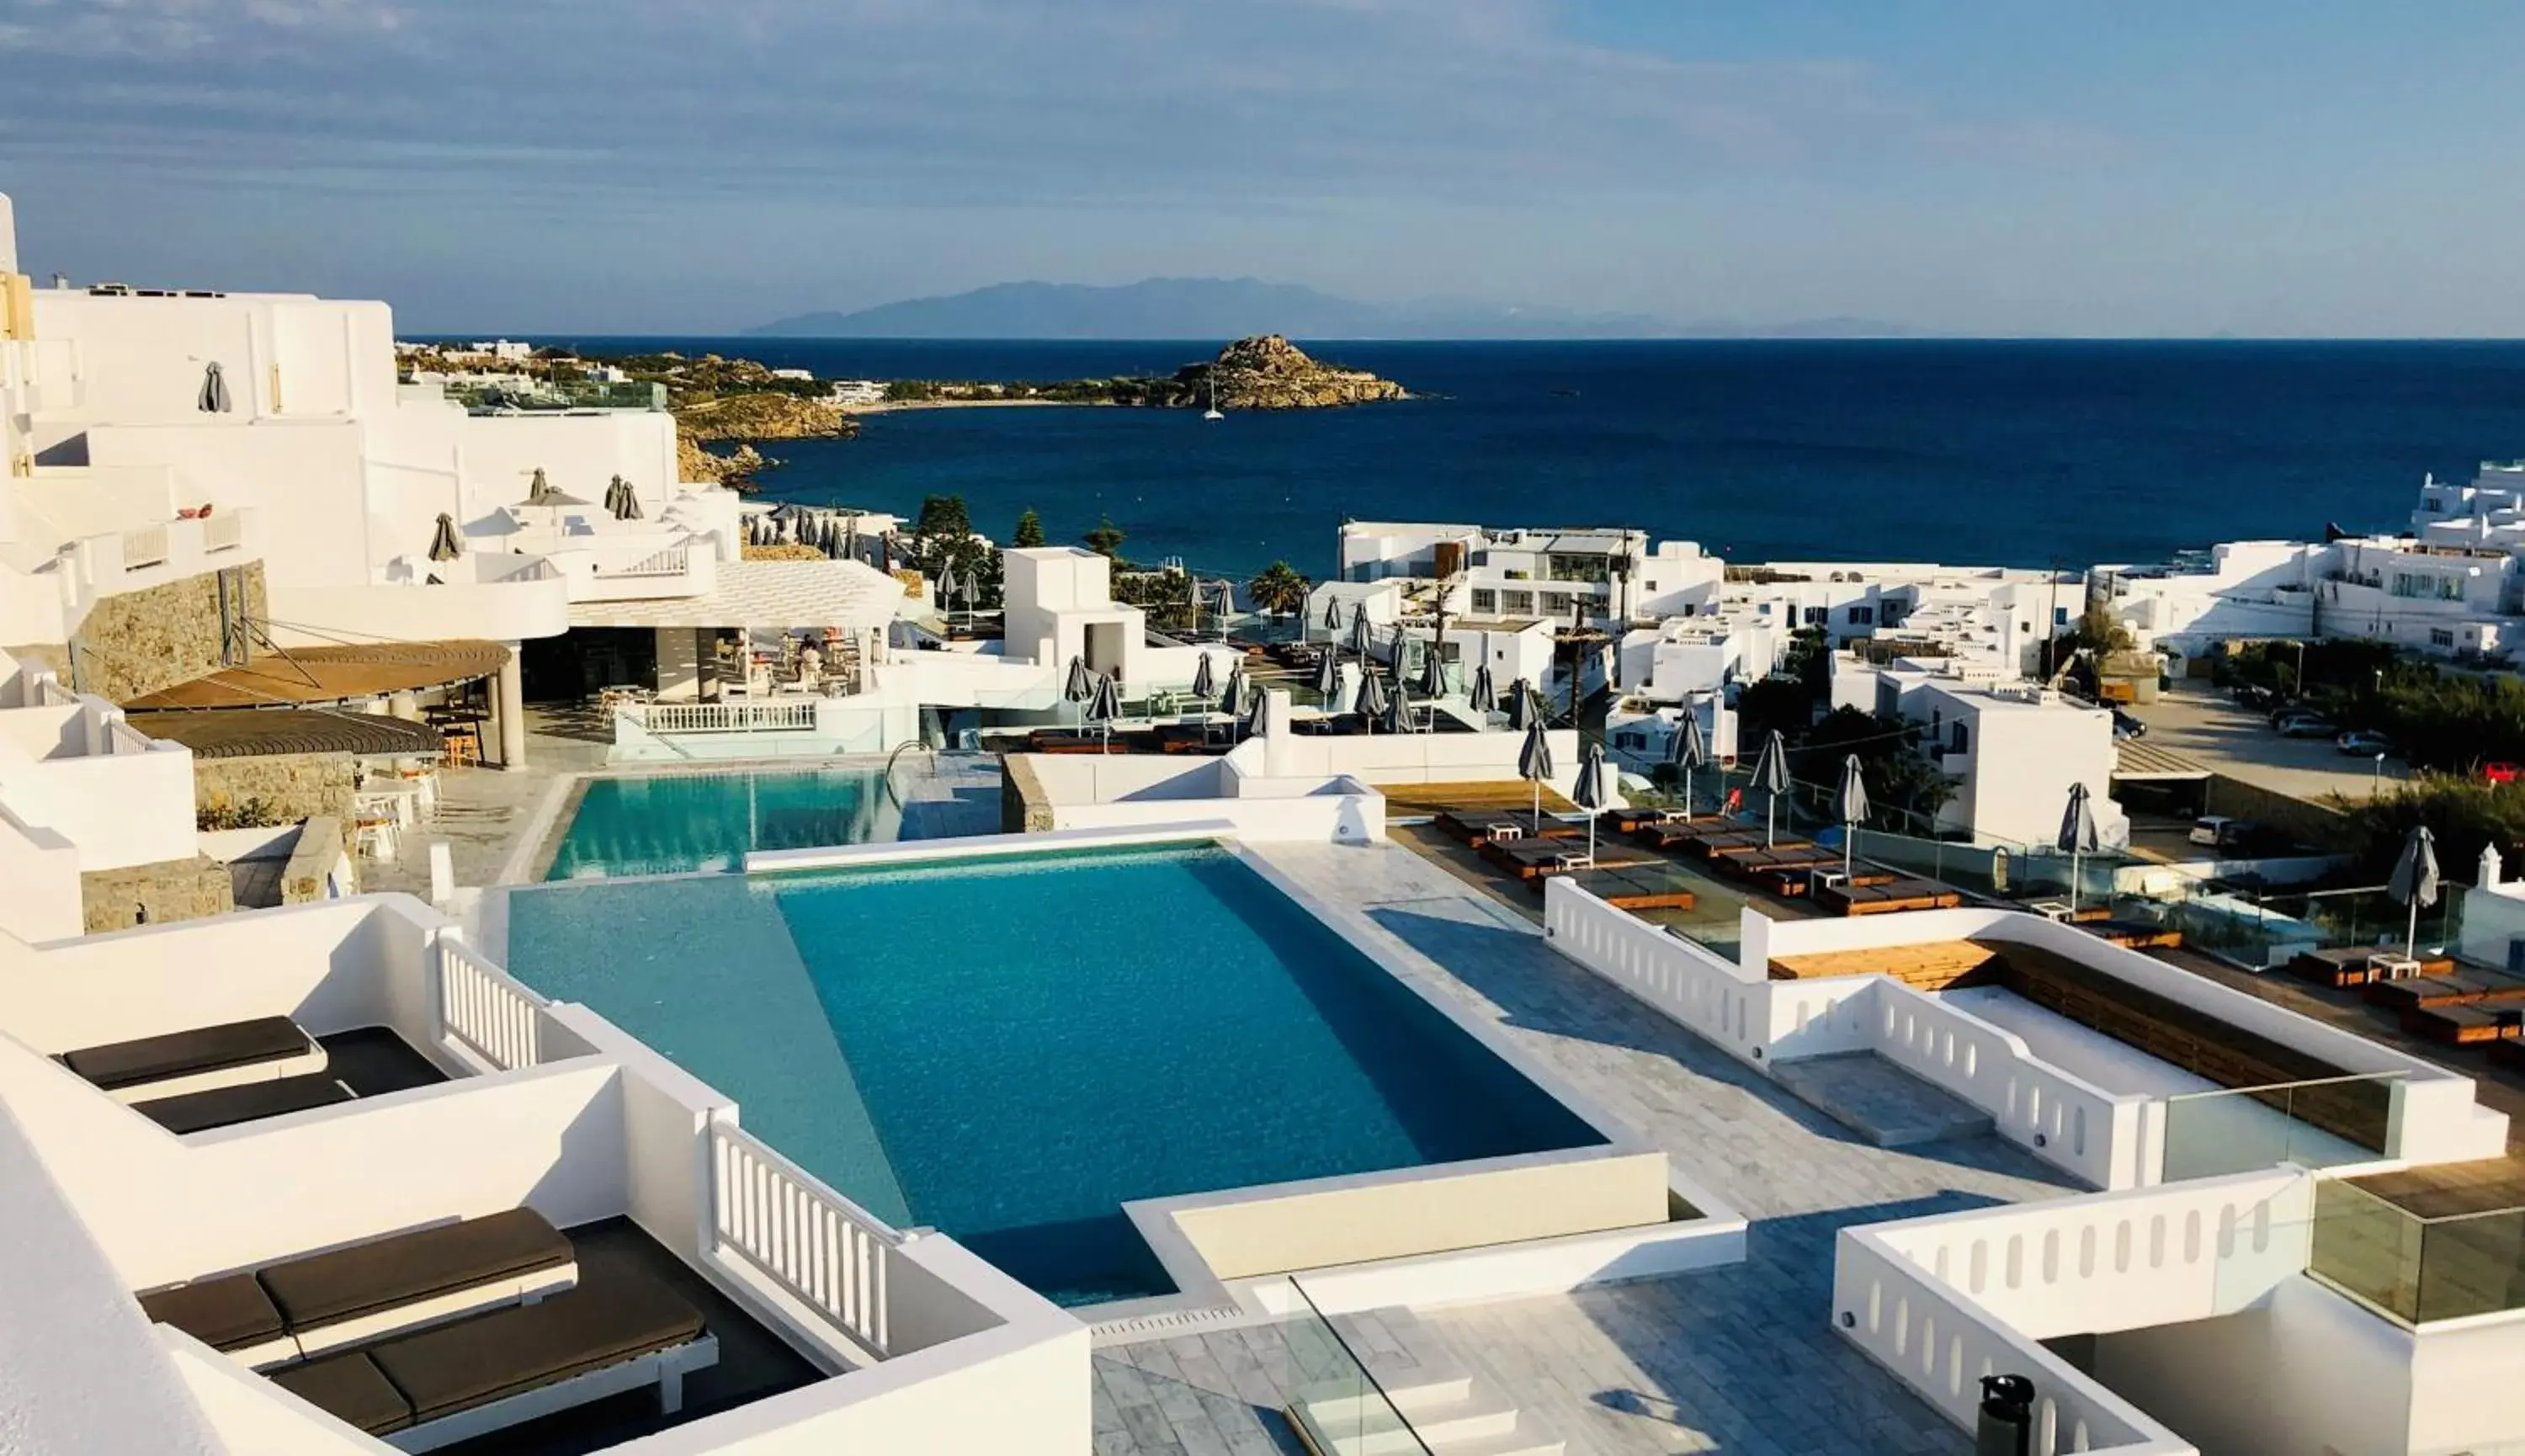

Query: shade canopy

[1751,731,1791,794]
[1468,663,1496,714]
[1518,717,1555,785]
[2390,825,2442,909]
[1839,754,1872,828]
[1571,741,1611,812]
[427,513,464,563]
[198,361,231,413]
[2058,781,2101,855]
[126,640,511,710]
[520,469,589,509]
[1671,710,1708,770]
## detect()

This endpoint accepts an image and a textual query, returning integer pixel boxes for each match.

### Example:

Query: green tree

[1082,515,1127,560]
[1012,508,1046,549]
[911,494,993,603]
[1802,706,1958,831]
[1734,678,1817,751]
[1246,561,1311,617]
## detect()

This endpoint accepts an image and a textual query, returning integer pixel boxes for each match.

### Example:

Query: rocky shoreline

[1128,333,1411,410]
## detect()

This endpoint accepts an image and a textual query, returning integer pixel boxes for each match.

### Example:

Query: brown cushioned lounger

[135,1073,353,1135]
[62,1016,313,1092]
[140,1273,286,1354]
[277,1275,707,1437]
[259,1209,572,1336]
[273,1348,416,1437]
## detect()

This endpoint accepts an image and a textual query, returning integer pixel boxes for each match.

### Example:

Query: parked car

[2276,715,2338,738]
[2188,815,2267,850]
[2111,709,2147,740]
[2268,702,2315,726]
[2488,762,2522,786]
[2233,684,2278,710]
[2336,730,2393,756]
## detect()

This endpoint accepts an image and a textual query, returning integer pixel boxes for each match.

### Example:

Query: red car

[2487,762,2521,786]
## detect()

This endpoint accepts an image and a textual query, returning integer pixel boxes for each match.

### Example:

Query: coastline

[838,397,1117,416]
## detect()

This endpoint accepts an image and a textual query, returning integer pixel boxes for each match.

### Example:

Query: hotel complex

[5,188,2525,1456]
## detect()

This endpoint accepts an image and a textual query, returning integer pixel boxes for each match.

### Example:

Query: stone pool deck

[1093,840,2076,1456]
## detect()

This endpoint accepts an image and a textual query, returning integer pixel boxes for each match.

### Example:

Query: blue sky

[2,1,2520,335]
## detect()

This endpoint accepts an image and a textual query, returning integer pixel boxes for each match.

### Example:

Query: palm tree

[1247,561,1312,618]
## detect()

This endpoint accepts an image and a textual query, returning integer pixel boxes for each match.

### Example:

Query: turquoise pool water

[545,768,896,879]
[503,845,1603,1304]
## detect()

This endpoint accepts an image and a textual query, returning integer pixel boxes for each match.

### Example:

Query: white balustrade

[199,513,245,555]
[120,525,170,571]
[1543,879,1764,1062]
[436,939,545,1072]
[630,700,819,735]
[593,545,689,579]
[710,1123,900,1358]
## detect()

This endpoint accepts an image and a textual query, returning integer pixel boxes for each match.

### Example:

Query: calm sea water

[547,337,2525,579]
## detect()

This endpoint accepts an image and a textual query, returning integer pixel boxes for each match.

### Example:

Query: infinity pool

[545,768,896,879]
[503,845,1602,1304]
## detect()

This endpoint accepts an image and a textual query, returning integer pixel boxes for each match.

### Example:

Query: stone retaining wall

[1000,755,1054,832]
[82,855,234,933]
[194,752,356,826]
[67,561,268,703]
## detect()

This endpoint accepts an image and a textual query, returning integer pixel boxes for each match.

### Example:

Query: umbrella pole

[2070,848,2082,914]
[2408,898,2420,963]
[1766,795,1777,848]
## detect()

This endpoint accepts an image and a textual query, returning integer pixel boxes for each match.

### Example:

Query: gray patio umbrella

[1518,715,1555,825]
[1191,651,1216,704]
[1220,663,1248,720]
[1752,729,1791,847]
[841,517,859,564]
[1213,579,1236,626]
[1507,678,1536,732]
[1417,635,1447,698]
[1086,672,1122,745]
[2058,781,2101,912]
[1839,754,1872,876]
[198,361,231,413]
[1321,594,1344,635]
[1353,667,1389,721]
[427,513,464,563]
[1349,603,1375,657]
[936,562,960,607]
[1571,739,1612,864]
[1671,709,1708,817]
[605,475,642,521]
[1469,662,1497,715]
[1242,684,1268,741]
[1384,679,1413,736]
[2389,824,2442,962]
[1313,646,1341,700]
[1062,656,1095,725]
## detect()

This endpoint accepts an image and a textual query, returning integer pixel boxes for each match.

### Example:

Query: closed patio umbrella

[1839,754,1872,876]
[1671,709,1708,817]
[1417,635,1447,698]
[1353,667,1389,722]
[841,517,860,564]
[2389,824,2441,963]
[1385,680,1413,736]
[1752,729,1791,847]
[1086,672,1122,746]
[2058,781,2101,912]
[1220,663,1248,720]
[1242,685,1268,741]
[1313,646,1341,700]
[427,513,464,563]
[1571,740,1612,864]
[1321,594,1344,636]
[1518,716,1555,825]
[1469,662,1497,715]
[1213,579,1236,628]
[1349,603,1375,657]
[1191,651,1216,704]
[1507,678,1536,732]
[936,562,960,608]
[199,361,231,413]
[1063,656,1095,725]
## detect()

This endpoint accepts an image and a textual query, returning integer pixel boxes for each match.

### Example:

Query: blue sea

[543,337,2525,579]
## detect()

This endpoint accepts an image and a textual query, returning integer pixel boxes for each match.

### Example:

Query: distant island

[747,276,1914,341]
[880,335,1407,412]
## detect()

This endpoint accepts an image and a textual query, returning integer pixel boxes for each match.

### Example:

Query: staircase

[1288,1306,1562,1456]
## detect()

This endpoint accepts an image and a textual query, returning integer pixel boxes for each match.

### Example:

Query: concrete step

[1291,1389,1522,1456]
[1771,1051,1995,1148]
[1422,1426,1566,1456]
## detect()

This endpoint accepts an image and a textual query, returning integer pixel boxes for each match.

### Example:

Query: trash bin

[1977,1374,2033,1456]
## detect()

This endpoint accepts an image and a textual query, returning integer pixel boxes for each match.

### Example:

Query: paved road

[2124,684,2407,805]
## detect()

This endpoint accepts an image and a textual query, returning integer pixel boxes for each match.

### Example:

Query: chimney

[2480,842,2504,891]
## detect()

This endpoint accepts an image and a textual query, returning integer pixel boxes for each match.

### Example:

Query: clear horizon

[7,3,2524,338]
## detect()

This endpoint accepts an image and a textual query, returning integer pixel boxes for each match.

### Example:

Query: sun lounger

[1721,845,1838,879]
[1757,866,1898,900]
[134,1073,354,1135]
[61,1015,326,1103]
[2079,919,2184,949]
[1480,837,1647,880]
[2366,972,2525,1014]
[1816,878,1965,917]
[269,1273,716,1453]
[1704,837,1817,866]
[141,1209,579,1370]
[1544,863,1698,911]
[2291,946,2457,989]
[2403,1003,2522,1046]
[1433,809,1581,848]
[1598,807,1697,835]
[1026,732,1129,755]
[1638,823,1765,857]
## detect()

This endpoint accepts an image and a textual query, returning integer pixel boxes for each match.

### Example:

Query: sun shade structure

[1839,754,1872,876]
[1384,680,1413,736]
[426,513,464,563]
[1321,595,1343,632]
[198,361,231,413]
[1751,729,1791,847]
[604,475,643,521]
[1469,662,1496,715]
[1671,710,1709,816]
[1190,652,1216,704]
[1349,603,1375,657]
[2058,780,2101,911]
[125,640,511,710]
[1313,647,1341,699]
[1353,667,1389,721]
[1507,678,1536,732]
[2390,824,2442,962]
[125,709,448,759]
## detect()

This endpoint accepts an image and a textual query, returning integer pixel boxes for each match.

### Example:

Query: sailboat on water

[1202,375,1225,422]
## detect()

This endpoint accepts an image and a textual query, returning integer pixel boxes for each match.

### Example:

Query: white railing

[199,513,245,555]
[436,938,545,1072]
[1543,878,1765,1064]
[630,700,820,735]
[594,545,689,579]
[710,1122,900,1358]
[120,524,169,571]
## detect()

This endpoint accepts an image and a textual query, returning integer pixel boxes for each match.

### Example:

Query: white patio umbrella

[1839,754,1872,877]
[1751,730,1791,848]
[1571,740,1612,864]
[936,562,960,610]
[2389,824,2441,963]
[2059,781,2101,912]
[1518,715,1555,825]
[1670,709,1708,817]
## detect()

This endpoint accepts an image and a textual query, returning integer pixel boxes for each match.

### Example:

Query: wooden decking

[125,640,512,709]
[2350,1156,2525,1220]
[1380,780,1576,820]
[1768,940,2005,992]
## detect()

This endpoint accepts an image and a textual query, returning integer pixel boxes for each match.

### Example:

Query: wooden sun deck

[1380,780,1576,820]
[1539,861,1699,911]
[2351,1156,2525,1220]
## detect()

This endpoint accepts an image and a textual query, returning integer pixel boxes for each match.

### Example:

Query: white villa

[4,189,2525,1456]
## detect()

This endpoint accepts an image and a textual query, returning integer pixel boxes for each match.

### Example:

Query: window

[1803,607,1827,626]
[1949,722,1970,755]
[1614,731,1645,751]
[2431,628,2457,648]
[1502,590,1535,614]
[1541,591,1574,615]
[1549,553,1610,583]
[1502,569,1531,582]
[1470,588,1497,614]
[1846,605,1875,625]
[1757,603,1774,615]
[2055,606,2070,625]
[2392,571,2464,601]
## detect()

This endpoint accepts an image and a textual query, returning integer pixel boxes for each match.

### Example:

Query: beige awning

[568,560,907,632]
[125,640,510,710]
[2113,739,2212,781]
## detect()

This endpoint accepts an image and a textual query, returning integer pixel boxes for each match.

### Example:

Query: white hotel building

[3,190,2525,1456]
